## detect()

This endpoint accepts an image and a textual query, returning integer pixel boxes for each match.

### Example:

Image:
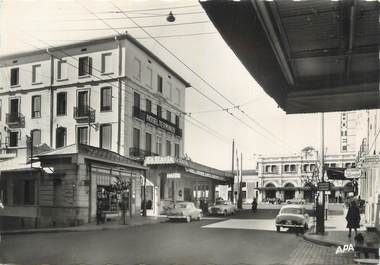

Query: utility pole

[238,153,243,209]
[316,113,325,234]
[236,149,239,206]
[231,139,235,203]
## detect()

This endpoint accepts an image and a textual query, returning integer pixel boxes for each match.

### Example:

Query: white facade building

[258,152,356,203]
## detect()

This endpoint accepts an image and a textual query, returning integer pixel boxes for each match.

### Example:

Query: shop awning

[200,0,379,114]
[326,167,348,180]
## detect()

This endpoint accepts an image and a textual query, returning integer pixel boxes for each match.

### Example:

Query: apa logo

[335,244,354,254]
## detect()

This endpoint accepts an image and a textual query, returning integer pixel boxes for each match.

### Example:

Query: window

[0,99,2,121]
[78,56,92,76]
[134,92,140,108]
[57,60,67,80]
[56,92,67,115]
[31,95,41,118]
[146,99,152,113]
[31,129,41,147]
[101,53,112,73]
[166,110,171,122]
[265,165,271,173]
[310,164,316,172]
[175,115,180,127]
[166,140,171,156]
[9,131,18,147]
[77,127,88,145]
[145,133,152,154]
[303,164,309,172]
[146,67,152,88]
[290,164,296,172]
[32,64,41,83]
[284,165,289,172]
[156,136,162,155]
[133,58,141,81]
[10,68,19,86]
[175,88,181,105]
[330,163,336,168]
[157,75,163,93]
[342,145,347,151]
[77,90,89,116]
[99,124,112,150]
[133,128,140,149]
[167,82,172,100]
[13,179,35,205]
[175,143,180,158]
[56,127,67,148]
[271,165,277,173]
[242,182,247,188]
[100,87,112,111]
[157,105,162,118]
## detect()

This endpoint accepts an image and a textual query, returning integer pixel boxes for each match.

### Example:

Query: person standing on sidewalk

[346,200,360,237]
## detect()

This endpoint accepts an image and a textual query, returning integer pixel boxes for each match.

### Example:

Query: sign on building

[167,173,181,179]
[344,168,362,179]
[317,182,331,191]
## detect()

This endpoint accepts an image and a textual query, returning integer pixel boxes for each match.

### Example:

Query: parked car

[167,202,202,223]
[286,199,305,205]
[275,204,309,233]
[208,200,236,216]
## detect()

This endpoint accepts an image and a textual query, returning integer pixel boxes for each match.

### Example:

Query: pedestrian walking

[346,200,360,237]
[251,198,257,212]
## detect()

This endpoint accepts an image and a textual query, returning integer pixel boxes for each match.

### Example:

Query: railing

[73,106,95,123]
[132,106,183,138]
[129,147,158,158]
[6,113,25,128]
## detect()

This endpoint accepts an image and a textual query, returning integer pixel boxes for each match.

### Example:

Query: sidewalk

[304,212,379,248]
[0,215,167,235]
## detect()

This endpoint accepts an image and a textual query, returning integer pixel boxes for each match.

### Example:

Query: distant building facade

[340,111,358,153]
[258,152,356,203]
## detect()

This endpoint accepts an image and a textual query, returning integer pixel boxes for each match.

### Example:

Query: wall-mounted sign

[317,182,331,191]
[344,168,362,179]
[167,173,181,179]
[146,113,176,134]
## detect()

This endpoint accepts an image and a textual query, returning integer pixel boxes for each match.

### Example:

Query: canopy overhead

[201,0,379,114]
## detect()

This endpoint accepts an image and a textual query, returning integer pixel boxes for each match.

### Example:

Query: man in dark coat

[346,200,360,237]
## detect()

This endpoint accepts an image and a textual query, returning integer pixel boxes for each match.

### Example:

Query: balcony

[73,106,95,123]
[6,113,25,128]
[132,106,146,121]
[129,147,158,158]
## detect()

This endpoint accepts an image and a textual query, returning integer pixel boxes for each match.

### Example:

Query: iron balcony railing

[5,112,25,128]
[73,106,95,123]
[129,147,158,158]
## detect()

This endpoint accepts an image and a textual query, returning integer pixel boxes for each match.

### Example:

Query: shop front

[35,144,146,227]
[144,156,233,215]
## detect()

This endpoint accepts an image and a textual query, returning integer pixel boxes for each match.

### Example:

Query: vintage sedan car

[167,202,202,223]
[275,204,309,233]
[208,200,236,216]
[286,199,305,205]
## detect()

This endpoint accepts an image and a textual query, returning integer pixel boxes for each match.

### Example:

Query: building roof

[37,144,146,170]
[201,0,379,114]
[0,33,190,88]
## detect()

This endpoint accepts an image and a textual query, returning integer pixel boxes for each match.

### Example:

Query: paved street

[0,209,354,265]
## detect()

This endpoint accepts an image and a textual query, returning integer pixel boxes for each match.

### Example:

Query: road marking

[202,219,276,231]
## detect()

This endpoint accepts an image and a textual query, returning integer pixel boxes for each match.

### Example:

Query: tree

[110,177,132,225]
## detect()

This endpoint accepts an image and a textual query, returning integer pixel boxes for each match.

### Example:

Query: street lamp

[166,11,175,22]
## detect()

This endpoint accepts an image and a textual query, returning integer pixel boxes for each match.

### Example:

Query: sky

[0,0,344,170]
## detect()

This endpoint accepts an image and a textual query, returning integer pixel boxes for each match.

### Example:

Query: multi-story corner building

[0,34,190,227]
[257,152,356,203]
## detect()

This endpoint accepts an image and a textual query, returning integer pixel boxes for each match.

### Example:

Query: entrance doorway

[284,183,295,200]
[265,183,276,200]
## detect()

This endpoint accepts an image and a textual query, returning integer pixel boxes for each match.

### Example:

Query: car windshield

[281,208,303,214]
[216,201,227,205]
[175,203,188,209]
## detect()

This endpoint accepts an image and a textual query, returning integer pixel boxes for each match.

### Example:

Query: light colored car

[208,200,236,216]
[167,202,202,223]
[275,204,309,233]
[286,199,305,205]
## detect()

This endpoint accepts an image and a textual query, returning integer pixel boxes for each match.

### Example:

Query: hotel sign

[146,113,176,134]
[167,173,181,179]
[344,168,362,179]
